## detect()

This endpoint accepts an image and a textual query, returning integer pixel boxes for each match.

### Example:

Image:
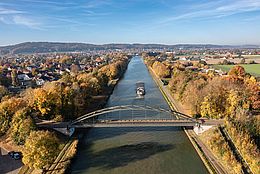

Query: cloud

[216,0,260,12]
[12,15,41,29]
[82,10,111,17]
[0,0,113,30]
[0,4,42,29]
[19,0,76,6]
[0,7,24,15]
[84,0,112,9]
[0,4,37,28]
[160,0,260,24]
[0,16,6,23]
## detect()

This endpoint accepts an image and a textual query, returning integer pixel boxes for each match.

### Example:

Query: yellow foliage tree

[152,61,170,78]
[32,88,58,119]
[200,91,227,119]
[22,131,60,169]
[10,109,36,145]
[226,90,241,118]
[0,97,27,136]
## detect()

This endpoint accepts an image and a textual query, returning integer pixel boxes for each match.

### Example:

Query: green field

[213,64,260,77]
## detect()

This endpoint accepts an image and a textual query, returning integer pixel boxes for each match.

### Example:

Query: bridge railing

[69,105,197,127]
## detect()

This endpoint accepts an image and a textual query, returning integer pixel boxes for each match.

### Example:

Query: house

[17,73,33,88]
[17,74,32,81]
[36,78,45,86]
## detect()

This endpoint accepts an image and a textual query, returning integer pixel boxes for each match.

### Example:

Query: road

[0,147,23,174]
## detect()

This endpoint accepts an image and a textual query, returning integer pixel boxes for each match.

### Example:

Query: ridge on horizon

[0,42,259,55]
[1,41,260,47]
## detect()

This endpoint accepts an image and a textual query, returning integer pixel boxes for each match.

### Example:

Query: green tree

[22,131,60,169]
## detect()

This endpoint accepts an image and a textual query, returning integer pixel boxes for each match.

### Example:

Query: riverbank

[147,64,228,174]
[51,60,131,174]
[84,78,119,113]
[83,58,131,114]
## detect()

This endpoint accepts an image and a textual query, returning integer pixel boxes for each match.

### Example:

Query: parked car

[8,151,22,160]
[8,151,15,157]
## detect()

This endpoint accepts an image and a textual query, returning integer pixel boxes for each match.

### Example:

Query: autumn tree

[183,77,207,116]
[70,64,80,76]
[11,69,18,86]
[144,57,156,67]
[168,70,193,100]
[228,65,246,78]
[59,55,71,64]
[31,68,38,76]
[0,72,11,87]
[98,65,110,79]
[0,98,27,136]
[207,128,242,174]
[108,63,119,79]
[22,131,60,169]
[244,76,260,110]
[10,108,36,145]
[152,61,171,78]
[32,88,58,119]
[96,71,109,90]
[0,85,8,100]
[225,120,260,173]
[200,78,229,118]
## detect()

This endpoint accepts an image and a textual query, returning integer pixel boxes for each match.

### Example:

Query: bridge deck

[36,119,224,135]
[74,123,196,128]
[72,119,217,128]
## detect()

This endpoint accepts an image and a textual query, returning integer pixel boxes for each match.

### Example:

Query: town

[1,46,259,97]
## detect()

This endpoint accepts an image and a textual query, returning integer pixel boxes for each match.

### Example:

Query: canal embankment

[147,64,227,174]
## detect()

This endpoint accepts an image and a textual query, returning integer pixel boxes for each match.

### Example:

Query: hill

[0,42,259,55]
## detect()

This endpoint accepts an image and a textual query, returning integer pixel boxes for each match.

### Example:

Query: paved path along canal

[71,56,209,174]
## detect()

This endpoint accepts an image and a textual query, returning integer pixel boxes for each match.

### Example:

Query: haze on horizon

[1,0,260,46]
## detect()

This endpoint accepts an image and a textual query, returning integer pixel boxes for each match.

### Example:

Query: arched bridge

[68,105,201,128]
[37,105,224,136]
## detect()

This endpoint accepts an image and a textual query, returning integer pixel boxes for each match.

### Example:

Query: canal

[71,56,209,174]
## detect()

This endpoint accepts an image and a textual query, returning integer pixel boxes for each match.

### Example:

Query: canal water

[71,56,209,174]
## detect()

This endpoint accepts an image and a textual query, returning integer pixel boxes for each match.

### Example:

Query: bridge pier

[193,124,213,135]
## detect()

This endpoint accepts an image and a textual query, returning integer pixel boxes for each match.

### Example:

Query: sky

[1,0,260,46]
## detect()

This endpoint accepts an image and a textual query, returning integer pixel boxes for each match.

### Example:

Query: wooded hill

[1,42,259,55]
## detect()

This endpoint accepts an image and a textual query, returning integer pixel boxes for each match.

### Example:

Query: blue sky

[1,0,260,46]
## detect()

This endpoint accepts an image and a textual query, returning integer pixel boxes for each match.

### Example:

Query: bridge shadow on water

[74,142,174,171]
[70,127,182,172]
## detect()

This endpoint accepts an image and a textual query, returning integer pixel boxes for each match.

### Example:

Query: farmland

[213,64,260,77]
